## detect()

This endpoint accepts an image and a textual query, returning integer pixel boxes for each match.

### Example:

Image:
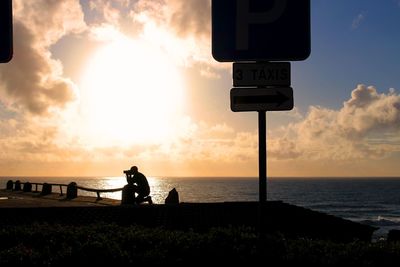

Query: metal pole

[258,110,267,237]
[259,111,267,203]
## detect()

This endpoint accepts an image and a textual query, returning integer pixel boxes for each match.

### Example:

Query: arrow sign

[230,87,293,112]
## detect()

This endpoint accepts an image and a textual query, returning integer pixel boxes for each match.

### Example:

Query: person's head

[123,165,138,176]
[130,166,138,173]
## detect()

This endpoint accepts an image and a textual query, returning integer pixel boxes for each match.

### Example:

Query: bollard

[14,180,21,191]
[6,180,13,190]
[66,182,78,199]
[23,182,32,192]
[41,183,52,195]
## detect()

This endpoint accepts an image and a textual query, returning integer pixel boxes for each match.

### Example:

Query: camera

[123,170,130,174]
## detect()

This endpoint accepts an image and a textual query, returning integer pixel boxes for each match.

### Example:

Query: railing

[5,180,123,201]
[75,185,123,200]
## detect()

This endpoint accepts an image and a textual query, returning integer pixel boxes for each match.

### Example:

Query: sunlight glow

[79,34,185,146]
[101,176,165,203]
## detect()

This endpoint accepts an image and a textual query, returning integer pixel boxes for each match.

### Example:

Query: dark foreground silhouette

[0,222,398,266]
[121,166,153,205]
[0,200,376,243]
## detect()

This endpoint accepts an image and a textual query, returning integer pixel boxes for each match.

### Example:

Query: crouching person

[121,165,152,205]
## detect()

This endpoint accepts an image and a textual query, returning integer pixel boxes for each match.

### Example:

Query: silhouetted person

[122,166,152,204]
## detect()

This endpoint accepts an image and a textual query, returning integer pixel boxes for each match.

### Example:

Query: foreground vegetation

[1,222,400,266]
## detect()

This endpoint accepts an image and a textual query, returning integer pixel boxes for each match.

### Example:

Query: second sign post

[212,0,311,237]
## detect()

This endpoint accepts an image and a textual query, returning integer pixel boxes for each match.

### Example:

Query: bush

[1,222,400,266]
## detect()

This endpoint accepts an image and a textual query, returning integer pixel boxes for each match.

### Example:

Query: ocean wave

[358,216,400,227]
[305,202,388,210]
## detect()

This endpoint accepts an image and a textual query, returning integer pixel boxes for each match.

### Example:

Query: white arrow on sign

[230,87,293,112]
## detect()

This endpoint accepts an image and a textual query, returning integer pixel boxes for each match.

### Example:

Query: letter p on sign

[212,0,310,62]
[236,0,287,50]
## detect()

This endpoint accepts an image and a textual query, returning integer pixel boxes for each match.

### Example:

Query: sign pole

[259,110,267,203]
[258,110,267,237]
[212,0,311,242]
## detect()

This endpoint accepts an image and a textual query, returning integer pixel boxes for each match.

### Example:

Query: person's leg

[145,195,153,204]
[135,193,152,204]
[135,194,145,204]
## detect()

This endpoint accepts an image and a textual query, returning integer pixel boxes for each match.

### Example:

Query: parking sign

[212,0,310,62]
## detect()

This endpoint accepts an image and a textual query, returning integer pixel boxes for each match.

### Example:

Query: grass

[0,222,400,266]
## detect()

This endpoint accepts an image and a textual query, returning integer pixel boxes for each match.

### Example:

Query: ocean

[2,176,400,239]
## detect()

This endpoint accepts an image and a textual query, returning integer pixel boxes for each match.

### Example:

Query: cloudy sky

[0,0,399,178]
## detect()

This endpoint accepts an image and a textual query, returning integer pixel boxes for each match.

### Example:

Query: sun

[79,35,185,146]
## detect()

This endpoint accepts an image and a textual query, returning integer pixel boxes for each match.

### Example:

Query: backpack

[165,188,179,204]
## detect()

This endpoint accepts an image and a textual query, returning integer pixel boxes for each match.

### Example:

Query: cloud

[0,115,62,162]
[1,84,398,176]
[85,0,222,78]
[2,2,397,177]
[38,85,400,168]
[83,0,144,37]
[269,84,400,161]
[0,0,223,176]
[0,109,129,167]
[161,0,222,75]
[86,0,128,25]
[129,0,210,38]
[352,12,366,30]
[0,0,86,115]
[167,0,211,38]
[340,85,400,136]
[130,0,222,75]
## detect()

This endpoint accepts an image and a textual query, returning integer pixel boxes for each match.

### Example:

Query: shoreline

[0,189,120,208]
[0,189,377,243]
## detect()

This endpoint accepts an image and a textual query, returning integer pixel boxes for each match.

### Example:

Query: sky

[0,0,399,178]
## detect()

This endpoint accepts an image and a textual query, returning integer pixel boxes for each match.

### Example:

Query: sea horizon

[2,175,400,179]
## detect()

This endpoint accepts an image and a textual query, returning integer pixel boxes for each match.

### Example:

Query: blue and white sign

[212,0,310,62]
